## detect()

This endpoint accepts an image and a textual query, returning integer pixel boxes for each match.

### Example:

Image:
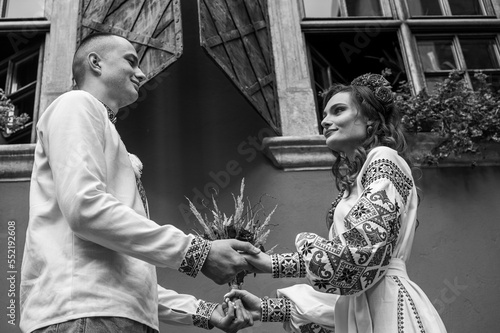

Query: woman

[227,73,447,333]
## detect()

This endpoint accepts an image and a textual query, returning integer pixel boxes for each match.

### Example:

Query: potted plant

[0,88,30,141]
[396,70,500,166]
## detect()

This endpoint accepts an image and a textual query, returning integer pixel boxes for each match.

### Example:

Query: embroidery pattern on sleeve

[261,297,291,322]
[192,300,218,330]
[297,184,401,295]
[178,237,211,278]
[361,158,413,204]
[272,253,306,278]
[299,323,335,333]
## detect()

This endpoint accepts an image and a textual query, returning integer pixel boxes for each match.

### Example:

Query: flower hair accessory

[351,73,394,104]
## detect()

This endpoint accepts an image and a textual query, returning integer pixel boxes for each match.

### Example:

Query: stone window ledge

[263,134,500,171]
[0,144,35,181]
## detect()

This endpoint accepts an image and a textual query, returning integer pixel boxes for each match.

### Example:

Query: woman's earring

[367,125,373,135]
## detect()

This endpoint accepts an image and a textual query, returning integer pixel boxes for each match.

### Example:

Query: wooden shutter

[198,0,281,134]
[79,0,183,83]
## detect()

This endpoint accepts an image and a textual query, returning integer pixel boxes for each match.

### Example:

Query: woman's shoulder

[366,146,409,166]
[362,146,412,178]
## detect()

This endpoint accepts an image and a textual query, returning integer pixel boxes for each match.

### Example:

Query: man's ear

[87,52,102,76]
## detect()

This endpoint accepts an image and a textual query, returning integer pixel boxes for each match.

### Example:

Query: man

[20,32,257,333]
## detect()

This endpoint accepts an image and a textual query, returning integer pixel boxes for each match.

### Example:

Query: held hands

[224,290,262,321]
[201,239,261,285]
[242,251,273,274]
[210,298,253,333]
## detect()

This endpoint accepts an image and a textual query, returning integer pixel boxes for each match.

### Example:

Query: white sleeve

[157,284,218,330]
[277,284,337,333]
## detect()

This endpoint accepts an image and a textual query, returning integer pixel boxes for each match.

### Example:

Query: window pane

[425,75,448,94]
[448,0,482,15]
[306,32,407,122]
[0,68,7,91]
[417,40,456,71]
[346,0,383,16]
[408,0,442,16]
[303,0,341,18]
[470,72,500,92]
[12,52,39,93]
[11,88,35,120]
[460,39,499,69]
[4,0,45,18]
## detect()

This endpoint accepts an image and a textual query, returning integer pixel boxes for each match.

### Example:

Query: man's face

[99,36,145,108]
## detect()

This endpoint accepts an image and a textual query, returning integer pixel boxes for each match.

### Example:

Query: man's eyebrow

[125,53,139,63]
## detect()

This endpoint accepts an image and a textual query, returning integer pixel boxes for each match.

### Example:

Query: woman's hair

[322,76,410,194]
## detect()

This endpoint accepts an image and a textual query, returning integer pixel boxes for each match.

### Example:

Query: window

[0,31,44,144]
[416,36,500,91]
[301,0,500,128]
[1,0,45,18]
[408,0,493,16]
[303,0,391,18]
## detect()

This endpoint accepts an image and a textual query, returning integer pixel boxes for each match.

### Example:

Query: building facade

[1,1,500,332]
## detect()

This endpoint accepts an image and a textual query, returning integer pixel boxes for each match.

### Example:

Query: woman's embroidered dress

[276,146,447,333]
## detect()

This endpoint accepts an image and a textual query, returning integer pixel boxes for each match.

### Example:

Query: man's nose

[136,68,146,82]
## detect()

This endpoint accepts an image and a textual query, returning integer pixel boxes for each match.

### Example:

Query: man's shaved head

[72,32,123,87]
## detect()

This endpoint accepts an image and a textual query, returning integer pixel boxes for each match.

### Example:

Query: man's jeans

[32,317,158,333]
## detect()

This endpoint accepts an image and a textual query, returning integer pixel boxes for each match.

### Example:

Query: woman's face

[321,91,368,156]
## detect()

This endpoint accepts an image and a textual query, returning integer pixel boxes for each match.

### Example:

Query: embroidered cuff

[193,300,218,330]
[178,237,212,278]
[260,297,291,322]
[271,253,306,278]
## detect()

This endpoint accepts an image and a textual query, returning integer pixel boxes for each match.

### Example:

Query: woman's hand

[224,289,262,321]
[210,299,253,333]
[243,251,273,274]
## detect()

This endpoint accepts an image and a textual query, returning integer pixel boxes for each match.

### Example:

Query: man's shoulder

[45,90,103,117]
[53,90,99,105]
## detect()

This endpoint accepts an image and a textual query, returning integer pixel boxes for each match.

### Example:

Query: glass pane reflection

[425,75,448,94]
[346,0,383,16]
[448,0,482,15]
[461,39,499,69]
[417,40,456,71]
[4,0,45,18]
[12,52,39,93]
[408,0,442,16]
[303,0,341,18]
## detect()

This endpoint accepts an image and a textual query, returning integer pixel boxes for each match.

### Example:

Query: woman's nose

[321,116,331,130]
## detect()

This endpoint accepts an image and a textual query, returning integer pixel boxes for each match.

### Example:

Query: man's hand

[201,239,261,285]
[224,290,262,321]
[210,299,253,333]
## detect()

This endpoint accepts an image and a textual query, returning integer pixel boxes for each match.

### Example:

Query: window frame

[302,0,394,18]
[413,33,500,90]
[301,0,500,98]
[0,23,46,144]
[405,0,496,17]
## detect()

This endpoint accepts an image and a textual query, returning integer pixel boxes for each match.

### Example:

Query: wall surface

[0,181,29,333]
[1,1,499,333]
